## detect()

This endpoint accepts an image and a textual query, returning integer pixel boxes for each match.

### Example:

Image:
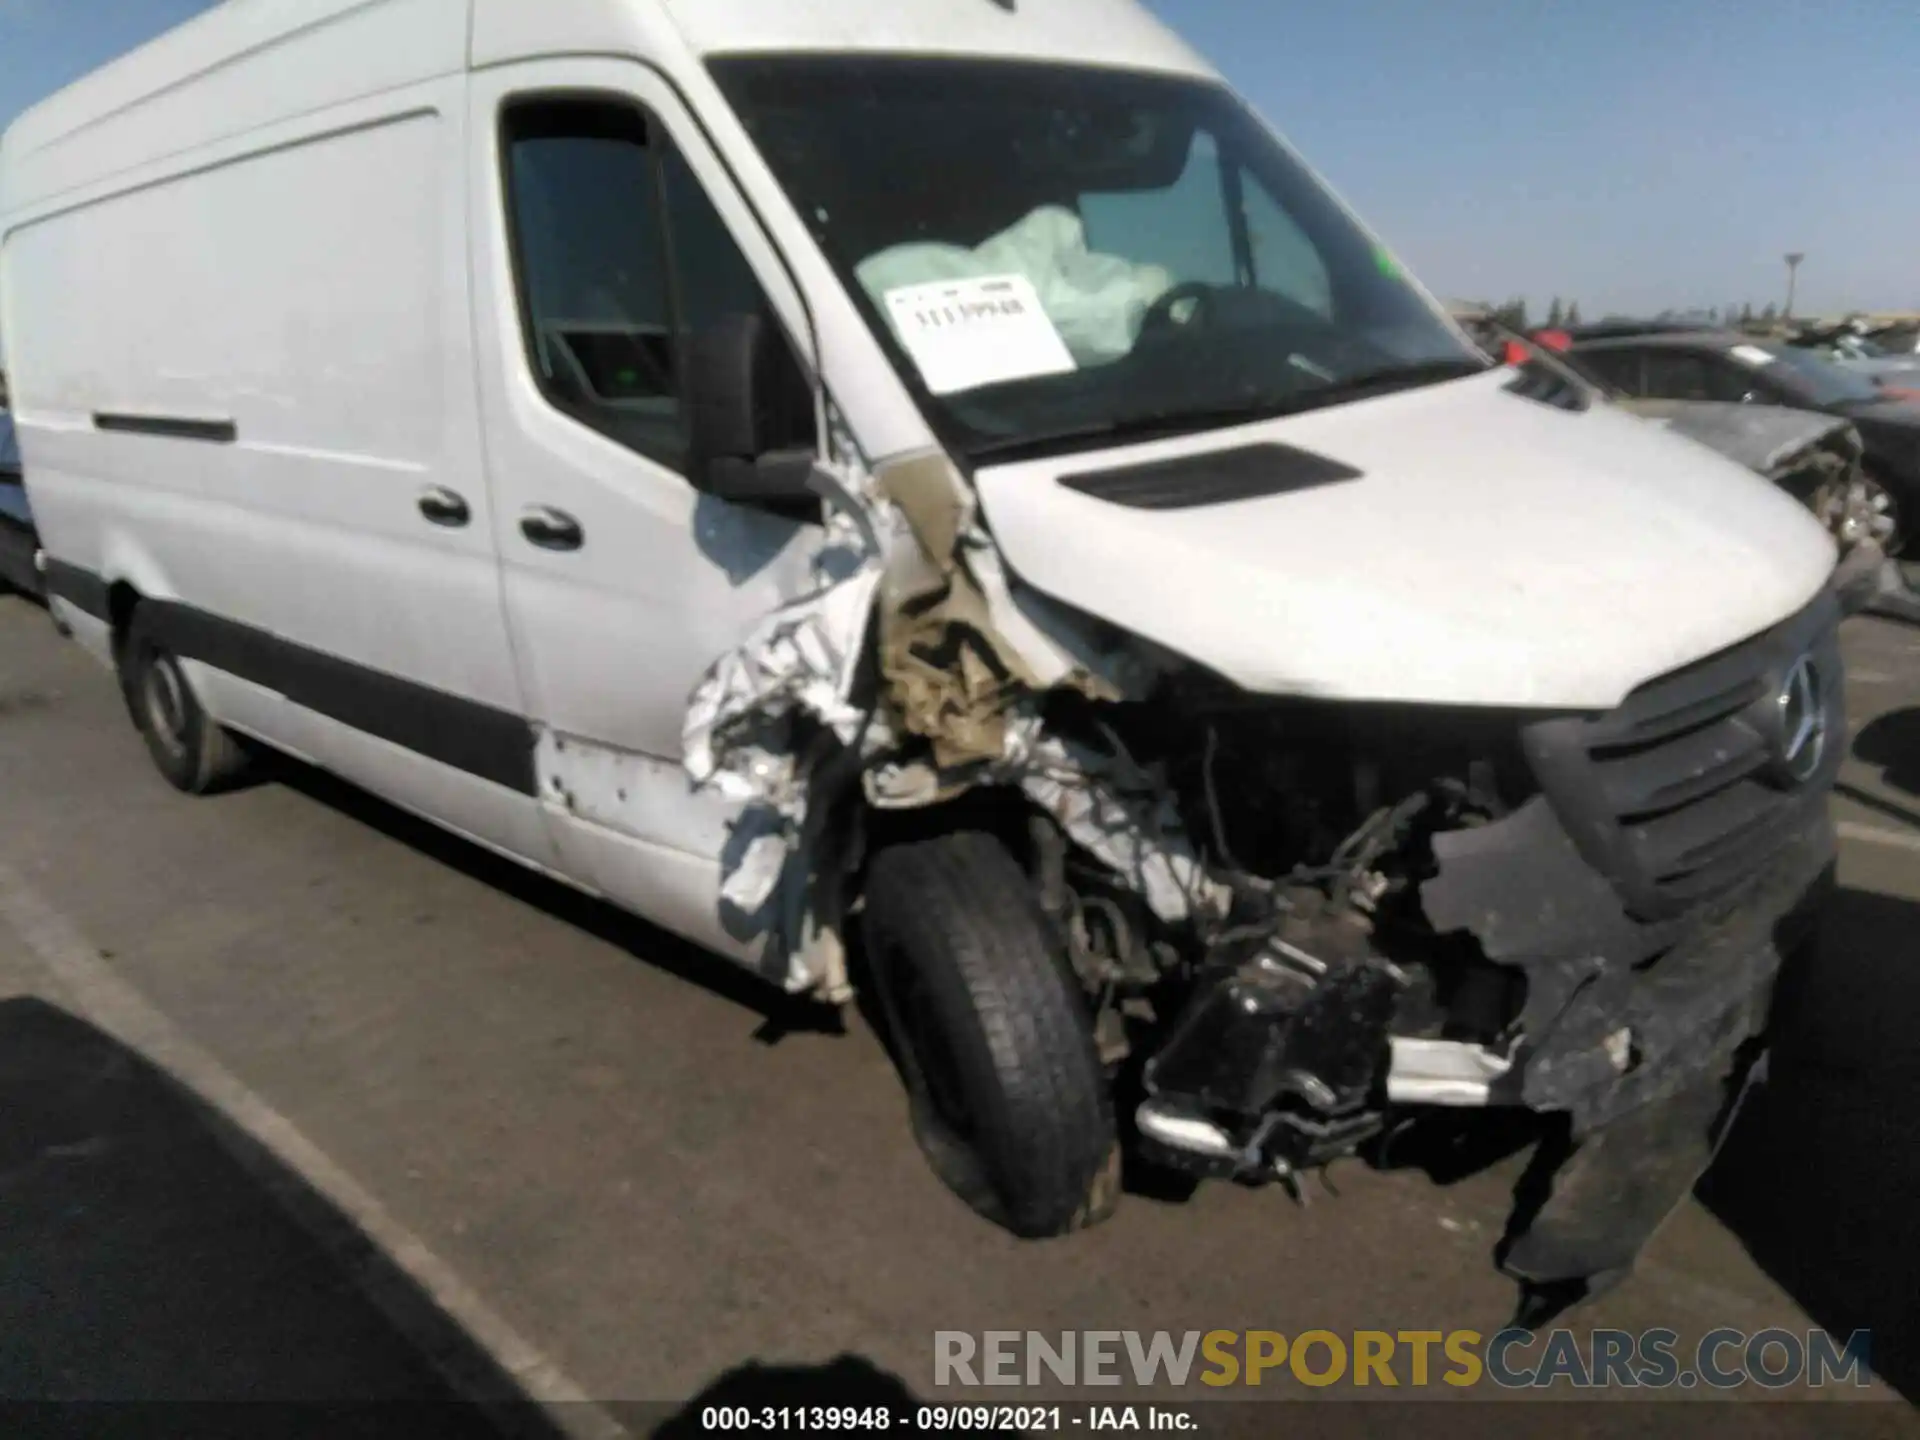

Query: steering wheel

[1138,281,1222,340]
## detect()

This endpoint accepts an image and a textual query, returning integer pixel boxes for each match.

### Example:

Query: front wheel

[862,829,1119,1238]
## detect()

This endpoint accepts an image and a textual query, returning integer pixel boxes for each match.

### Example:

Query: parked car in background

[1456,318,1883,556]
[1788,321,1920,398]
[0,410,43,598]
[1569,327,1920,554]
[1867,322,1920,357]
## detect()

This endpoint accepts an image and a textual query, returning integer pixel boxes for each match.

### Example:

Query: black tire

[862,829,1120,1238]
[118,607,253,794]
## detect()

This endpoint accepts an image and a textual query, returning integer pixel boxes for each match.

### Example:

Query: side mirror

[688,312,819,510]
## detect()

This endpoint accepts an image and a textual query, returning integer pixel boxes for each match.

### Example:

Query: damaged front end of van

[678,38,1850,1325]
[682,443,1842,1323]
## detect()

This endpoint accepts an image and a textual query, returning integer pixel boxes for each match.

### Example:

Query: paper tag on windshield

[1730,344,1776,368]
[882,274,1076,395]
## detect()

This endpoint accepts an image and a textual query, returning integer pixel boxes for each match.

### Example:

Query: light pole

[1784,252,1805,322]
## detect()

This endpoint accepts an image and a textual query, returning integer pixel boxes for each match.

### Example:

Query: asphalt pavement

[0,591,1916,1436]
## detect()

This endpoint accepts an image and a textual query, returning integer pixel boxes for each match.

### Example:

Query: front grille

[1522,592,1843,919]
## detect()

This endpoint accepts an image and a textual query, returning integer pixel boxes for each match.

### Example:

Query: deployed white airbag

[858,205,1174,388]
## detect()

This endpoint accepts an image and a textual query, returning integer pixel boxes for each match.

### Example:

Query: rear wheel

[862,829,1119,1238]
[118,607,253,794]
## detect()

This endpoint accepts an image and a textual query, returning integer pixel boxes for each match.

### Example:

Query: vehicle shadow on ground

[0,994,573,1434]
[271,761,844,1046]
[1851,706,1920,800]
[1698,885,1920,1402]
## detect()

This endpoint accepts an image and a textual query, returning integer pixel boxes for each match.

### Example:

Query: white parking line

[1837,820,1920,855]
[0,862,629,1439]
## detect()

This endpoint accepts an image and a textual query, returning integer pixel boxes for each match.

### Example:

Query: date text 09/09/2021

[698,1406,1193,1432]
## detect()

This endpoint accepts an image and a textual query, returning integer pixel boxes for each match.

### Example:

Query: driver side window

[501,96,815,472]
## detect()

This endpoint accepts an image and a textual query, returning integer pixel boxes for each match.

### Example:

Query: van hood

[972,373,1838,711]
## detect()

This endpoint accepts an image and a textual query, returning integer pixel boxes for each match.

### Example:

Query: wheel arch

[107,578,142,662]
[791,782,1045,1005]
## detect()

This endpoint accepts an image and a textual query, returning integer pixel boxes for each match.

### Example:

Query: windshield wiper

[967,358,1488,464]
[967,398,1302,463]
[1289,356,1491,408]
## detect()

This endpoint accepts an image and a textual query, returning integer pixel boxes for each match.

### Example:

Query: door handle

[519,505,584,551]
[417,486,471,527]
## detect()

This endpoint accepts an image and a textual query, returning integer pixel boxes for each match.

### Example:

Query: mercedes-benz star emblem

[1775,653,1827,783]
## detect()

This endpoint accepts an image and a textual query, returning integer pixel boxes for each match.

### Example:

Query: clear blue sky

[2,0,1914,318]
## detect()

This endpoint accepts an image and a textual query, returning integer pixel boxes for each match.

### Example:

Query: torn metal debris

[681,431,1846,1320]
[1623,398,1856,482]
[682,448,1222,990]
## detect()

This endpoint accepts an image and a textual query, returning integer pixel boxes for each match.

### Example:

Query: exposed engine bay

[683,442,1841,1323]
[1028,644,1835,1307]
[1028,689,1528,1168]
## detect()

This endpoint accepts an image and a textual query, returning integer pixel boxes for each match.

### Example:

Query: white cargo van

[0,0,1846,1318]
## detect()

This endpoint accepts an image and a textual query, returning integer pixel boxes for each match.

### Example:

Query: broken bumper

[1419,791,1835,1318]
[1422,800,1832,1134]
[1423,586,1844,1130]
[1138,781,1835,1188]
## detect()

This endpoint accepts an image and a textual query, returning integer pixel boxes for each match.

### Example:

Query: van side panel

[11,115,444,461]
[8,98,522,714]
[3,0,553,866]
[0,0,469,216]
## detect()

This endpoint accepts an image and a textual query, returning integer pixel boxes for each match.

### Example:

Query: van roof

[3,0,1215,219]
[657,0,1211,73]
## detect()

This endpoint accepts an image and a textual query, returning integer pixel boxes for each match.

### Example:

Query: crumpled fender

[681,447,1225,997]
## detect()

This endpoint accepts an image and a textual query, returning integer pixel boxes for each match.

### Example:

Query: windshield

[710,57,1484,461]
[1751,343,1884,407]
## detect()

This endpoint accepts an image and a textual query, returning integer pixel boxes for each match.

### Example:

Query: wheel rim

[142,653,191,760]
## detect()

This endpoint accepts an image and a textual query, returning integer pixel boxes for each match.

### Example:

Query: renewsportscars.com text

[934,1327,1874,1390]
